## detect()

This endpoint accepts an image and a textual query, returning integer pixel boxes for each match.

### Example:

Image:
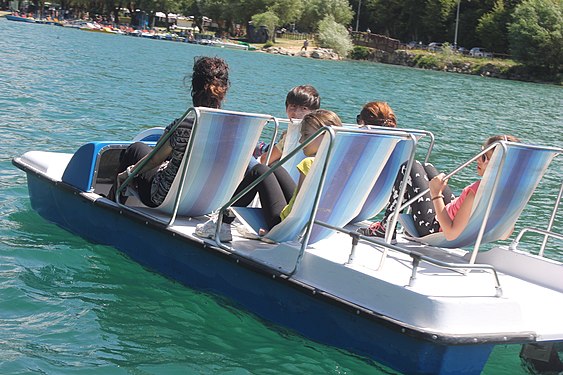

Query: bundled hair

[189,56,230,108]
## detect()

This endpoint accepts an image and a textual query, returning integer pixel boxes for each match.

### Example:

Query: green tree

[317,14,353,56]
[252,10,279,38]
[476,0,511,53]
[297,0,353,31]
[269,0,304,25]
[508,0,563,71]
[421,0,457,42]
[363,0,421,39]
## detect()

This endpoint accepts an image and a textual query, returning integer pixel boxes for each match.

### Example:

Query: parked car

[469,47,493,58]
[428,42,443,52]
[407,41,424,49]
[457,47,468,54]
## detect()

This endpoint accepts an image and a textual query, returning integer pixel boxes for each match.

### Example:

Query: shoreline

[257,41,561,86]
[2,14,557,85]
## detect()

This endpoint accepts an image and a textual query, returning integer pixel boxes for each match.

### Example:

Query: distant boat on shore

[6,14,36,23]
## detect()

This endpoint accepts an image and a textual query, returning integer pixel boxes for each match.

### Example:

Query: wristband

[431,194,444,201]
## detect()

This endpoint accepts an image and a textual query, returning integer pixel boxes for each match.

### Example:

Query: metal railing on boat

[314,220,504,297]
[215,126,419,274]
[509,180,563,256]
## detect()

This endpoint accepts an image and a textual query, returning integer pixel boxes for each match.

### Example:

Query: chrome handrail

[116,107,278,227]
[392,141,510,263]
[115,107,195,205]
[214,124,332,250]
[540,181,563,256]
[316,221,503,297]
[509,227,563,254]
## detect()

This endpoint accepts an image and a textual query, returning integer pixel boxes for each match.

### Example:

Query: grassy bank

[351,46,561,85]
[249,38,560,85]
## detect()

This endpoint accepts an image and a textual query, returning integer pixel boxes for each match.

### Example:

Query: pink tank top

[445,181,481,220]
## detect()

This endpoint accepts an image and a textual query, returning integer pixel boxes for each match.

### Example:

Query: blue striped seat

[155,107,272,218]
[351,139,415,223]
[399,142,561,254]
[261,127,411,244]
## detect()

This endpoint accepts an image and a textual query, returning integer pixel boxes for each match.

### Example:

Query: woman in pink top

[358,135,520,241]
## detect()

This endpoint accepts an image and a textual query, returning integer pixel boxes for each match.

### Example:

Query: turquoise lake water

[1,17,562,374]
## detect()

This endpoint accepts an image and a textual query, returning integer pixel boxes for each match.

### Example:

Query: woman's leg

[230,164,296,229]
[380,160,441,236]
[108,142,155,204]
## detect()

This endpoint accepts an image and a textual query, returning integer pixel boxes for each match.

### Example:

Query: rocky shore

[261,43,558,84]
[263,46,341,60]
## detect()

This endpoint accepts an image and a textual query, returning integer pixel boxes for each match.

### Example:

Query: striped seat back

[402,143,560,248]
[156,107,271,217]
[351,139,415,222]
[266,128,406,244]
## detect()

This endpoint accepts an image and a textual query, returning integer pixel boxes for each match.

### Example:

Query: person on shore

[253,85,321,166]
[356,101,397,128]
[108,56,230,206]
[301,39,309,51]
[196,109,342,241]
[357,135,520,241]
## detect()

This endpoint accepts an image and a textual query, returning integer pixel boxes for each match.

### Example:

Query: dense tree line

[34,0,561,72]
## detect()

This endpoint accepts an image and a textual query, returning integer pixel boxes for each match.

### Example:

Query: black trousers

[229,164,296,229]
[382,160,455,236]
[109,142,159,207]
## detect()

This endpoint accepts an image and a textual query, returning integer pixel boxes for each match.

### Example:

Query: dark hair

[189,56,230,108]
[484,134,520,146]
[358,101,397,128]
[285,85,321,110]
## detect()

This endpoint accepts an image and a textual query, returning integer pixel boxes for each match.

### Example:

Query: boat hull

[22,168,495,374]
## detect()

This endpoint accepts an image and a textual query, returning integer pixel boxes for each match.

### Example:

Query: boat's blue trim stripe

[266,131,402,244]
[401,144,558,248]
[156,110,267,217]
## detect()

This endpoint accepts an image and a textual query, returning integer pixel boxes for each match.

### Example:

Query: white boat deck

[152,211,563,342]
[16,150,563,344]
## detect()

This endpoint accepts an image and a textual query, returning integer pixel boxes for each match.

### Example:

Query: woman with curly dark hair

[109,56,230,207]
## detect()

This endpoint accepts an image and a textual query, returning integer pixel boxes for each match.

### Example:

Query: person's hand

[117,169,129,184]
[429,173,448,198]
[117,165,137,188]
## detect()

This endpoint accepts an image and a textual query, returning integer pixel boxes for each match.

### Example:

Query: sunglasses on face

[480,146,490,162]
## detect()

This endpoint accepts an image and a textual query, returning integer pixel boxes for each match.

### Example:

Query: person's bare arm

[117,139,172,184]
[260,146,282,165]
[430,173,475,241]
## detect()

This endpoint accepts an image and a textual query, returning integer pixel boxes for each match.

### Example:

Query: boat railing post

[214,126,328,252]
[377,134,417,271]
[116,107,196,205]
[468,142,509,265]
[215,115,279,247]
[289,127,337,275]
[261,117,281,166]
[346,231,360,265]
[510,227,563,254]
[539,180,563,256]
[168,108,201,226]
[408,254,421,287]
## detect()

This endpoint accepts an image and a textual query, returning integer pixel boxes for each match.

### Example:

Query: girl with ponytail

[110,56,230,207]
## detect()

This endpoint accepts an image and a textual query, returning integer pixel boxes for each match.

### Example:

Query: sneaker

[234,223,260,240]
[357,221,396,242]
[195,218,232,242]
